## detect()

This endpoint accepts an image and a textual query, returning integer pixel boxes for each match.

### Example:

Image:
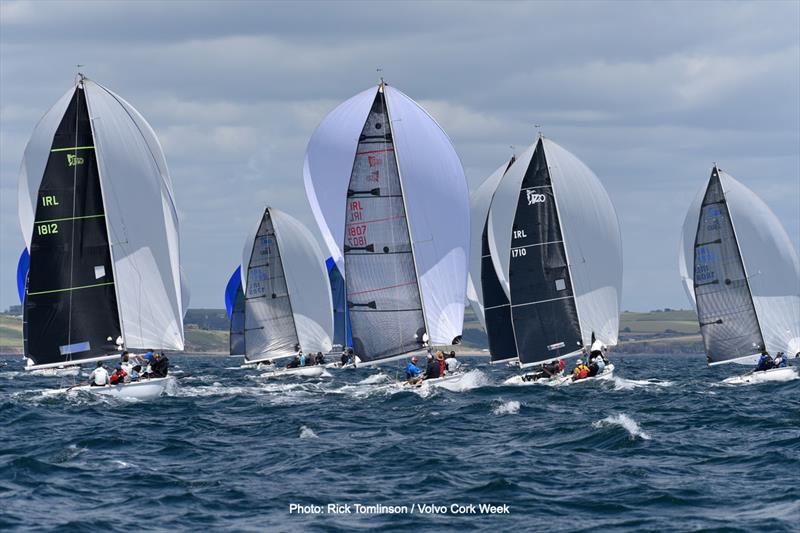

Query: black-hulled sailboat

[304,81,469,371]
[17,76,185,398]
[469,136,622,385]
[679,166,800,384]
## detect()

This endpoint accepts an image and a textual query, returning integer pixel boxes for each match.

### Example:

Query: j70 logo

[67,154,84,167]
[526,190,545,205]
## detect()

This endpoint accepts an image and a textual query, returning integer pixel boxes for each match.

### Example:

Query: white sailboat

[303,80,469,367]
[679,166,800,383]
[17,75,185,399]
[239,206,334,378]
[475,135,622,382]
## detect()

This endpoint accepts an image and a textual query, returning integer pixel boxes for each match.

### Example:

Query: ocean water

[1,353,798,532]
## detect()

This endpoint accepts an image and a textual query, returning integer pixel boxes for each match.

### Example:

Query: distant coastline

[1,307,702,356]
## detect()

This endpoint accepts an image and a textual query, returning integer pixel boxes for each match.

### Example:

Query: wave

[613,377,674,391]
[492,400,520,415]
[593,413,651,440]
[299,426,318,439]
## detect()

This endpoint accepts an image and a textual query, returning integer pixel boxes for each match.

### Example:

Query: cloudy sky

[1,0,798,312]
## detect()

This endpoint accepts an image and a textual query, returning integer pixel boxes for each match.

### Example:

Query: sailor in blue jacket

[755,351,774,371]
[773,352,787,368]
[405,356,422,380]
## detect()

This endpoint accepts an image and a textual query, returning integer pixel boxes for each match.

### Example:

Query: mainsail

[680,167,800,365]
[241,207,333,363]
[303,82,469,364]
[17,77,184,369]
[486,137,622,367]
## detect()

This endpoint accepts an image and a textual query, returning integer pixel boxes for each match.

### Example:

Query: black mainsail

[24,85,122,366]
[343,87,426,362]
[693,167,764,364]
[507,139,582,365]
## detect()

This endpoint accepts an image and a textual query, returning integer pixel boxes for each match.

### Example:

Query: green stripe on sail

[35,214,105,224]
[50,145,95,153]
[28,281,114,296]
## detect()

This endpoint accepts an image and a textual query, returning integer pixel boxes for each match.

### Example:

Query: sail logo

[368,170,380,182]
[66,154,84,167]
[367,155,383,168]
[526,191,546,206]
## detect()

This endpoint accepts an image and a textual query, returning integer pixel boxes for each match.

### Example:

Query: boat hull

[402,373,463,388]
[46,377,170,399]
[504,371,565,386]
[259,366,326,379]
[549,364,615,387]
[722,366,798,385]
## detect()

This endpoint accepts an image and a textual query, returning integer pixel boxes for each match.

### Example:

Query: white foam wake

[299,426,318,439]
[593,413,651,440]
[612,377,673,391]
[492,400,520,415]
[357,373,391,385]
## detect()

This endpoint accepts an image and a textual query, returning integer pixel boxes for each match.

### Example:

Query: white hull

[549,364,615,387]
[402,373,463,388]
[29,366,80,377]
[45,377,170,400]
[722,366,798,385]
[324,362,357,370]
[504,371,565,386]
[259,366,326,379]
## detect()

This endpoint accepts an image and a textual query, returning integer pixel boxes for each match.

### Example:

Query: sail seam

[511,295,572,308]
[28,281,115,296]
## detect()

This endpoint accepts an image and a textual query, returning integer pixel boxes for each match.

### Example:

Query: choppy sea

[1,353,798,532]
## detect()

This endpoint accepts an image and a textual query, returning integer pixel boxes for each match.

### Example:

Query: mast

[383,81,430,347]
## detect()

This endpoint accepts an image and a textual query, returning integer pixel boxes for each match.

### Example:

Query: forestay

[17,78,184,367]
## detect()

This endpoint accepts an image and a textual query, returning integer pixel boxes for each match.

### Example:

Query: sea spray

[593,413,651,440]
[492,400,521,415]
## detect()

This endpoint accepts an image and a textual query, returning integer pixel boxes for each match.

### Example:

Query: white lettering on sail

[526,190,546,206]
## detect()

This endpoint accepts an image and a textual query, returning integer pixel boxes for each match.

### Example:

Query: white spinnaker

[467,160,510,329]
[271,209,334,354]
[83,81,183,350]
[678,186,705,307]
[545,139,622,347]
[18,80,184,351]
[487,138,622,348]
[722,172,799,355]
[304,84,469,346]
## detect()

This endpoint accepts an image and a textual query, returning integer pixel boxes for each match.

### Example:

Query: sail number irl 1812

[36,223,59,236]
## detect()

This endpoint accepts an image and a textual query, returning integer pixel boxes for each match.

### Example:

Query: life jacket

[438,360,446,376]
[109,369,126,384]
[573,365,589,379]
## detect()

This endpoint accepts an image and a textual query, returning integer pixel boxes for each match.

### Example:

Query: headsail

[241,207,333,363]
[326,257,351,348]
[486,137,621,366]
[18,77,184,369]
[681,167,800,364]
[304,83,469,362]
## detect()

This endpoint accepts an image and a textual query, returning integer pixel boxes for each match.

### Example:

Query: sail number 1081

[37,223,59,236]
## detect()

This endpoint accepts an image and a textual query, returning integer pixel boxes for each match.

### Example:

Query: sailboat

[17,75,185,398]
[679,166,800,384]
[225,266,246,356]
[239,206,334,378]
[303,80,469,369]
[472,136,622,384]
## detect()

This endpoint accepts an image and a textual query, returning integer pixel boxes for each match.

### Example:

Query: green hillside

[1,307,704,355]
